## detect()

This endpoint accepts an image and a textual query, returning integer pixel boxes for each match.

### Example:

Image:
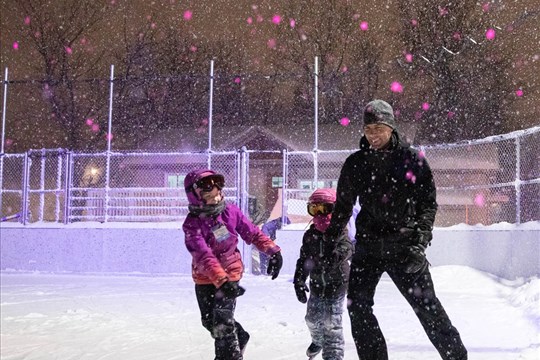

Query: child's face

[195,186,222,205]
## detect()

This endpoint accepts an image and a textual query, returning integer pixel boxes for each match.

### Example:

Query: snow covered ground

[1,266,538,360]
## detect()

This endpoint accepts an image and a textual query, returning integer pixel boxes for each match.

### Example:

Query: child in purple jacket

[183,169,283,360]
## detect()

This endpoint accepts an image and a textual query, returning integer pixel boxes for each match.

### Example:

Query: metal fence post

[515,137,521,224]
[21,151,30,225]
[63,151,72,224]
[281,148,289,224]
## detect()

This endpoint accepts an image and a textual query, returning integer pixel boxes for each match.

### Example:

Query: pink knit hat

[308,188,337,204]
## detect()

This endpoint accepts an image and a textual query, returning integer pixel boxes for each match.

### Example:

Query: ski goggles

[307,202,334,217]
[192,174,225,192]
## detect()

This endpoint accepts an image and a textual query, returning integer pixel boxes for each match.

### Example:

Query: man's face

[363,123,393,150]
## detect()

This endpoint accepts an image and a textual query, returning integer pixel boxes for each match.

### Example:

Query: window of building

[271,176,283,188]
[167,174,186,188]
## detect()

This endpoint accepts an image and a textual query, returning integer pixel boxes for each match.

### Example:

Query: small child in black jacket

[294,188,353,360]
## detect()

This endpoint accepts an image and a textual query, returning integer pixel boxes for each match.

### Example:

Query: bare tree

[268,0,383,124]
[8,0,112,150]
[394,0,514,143]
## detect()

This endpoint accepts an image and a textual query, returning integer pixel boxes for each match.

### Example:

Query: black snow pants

[347,251,468,360]
[195,283,249,360]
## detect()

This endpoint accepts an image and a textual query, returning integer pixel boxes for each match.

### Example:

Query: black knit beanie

[363,99,396,129]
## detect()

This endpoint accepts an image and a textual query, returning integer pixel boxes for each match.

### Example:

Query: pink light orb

[439,7,449,16]
[290,19,296,28]
[414,111,422,120]
[234,77,241,84]
[12,41,19,50]
[359,21,369,31]
[340,117,350,126]
[190,45,197,52]
[247,17,253,24]
[106,133,114,141]
[201,118,209,126]
[447,111,456,118]
[91,124,99,132]
[85,118,94,126]
[65,46,72,55]
[453,32,462,40]
[80,38,87,45]
[422,102,430,111]
[485,28,496,40]
[515,89,524,97]
[272,15,281,24]
[411,19,418,26]
[390,81,403,93]
[5,138,13,146]
[404,53,413,62]
[24,16,31,25]
[474,193,485,207]
[267,38,277,49]
[341,66,348,73]
[183,10,193,20]
[418,150,425,159]
[256,15,263,23]
[482,2,491,12]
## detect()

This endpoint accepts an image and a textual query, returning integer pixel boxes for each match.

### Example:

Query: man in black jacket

[325,100,467,360]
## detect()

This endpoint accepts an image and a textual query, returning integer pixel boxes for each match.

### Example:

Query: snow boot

[306,342,322,359]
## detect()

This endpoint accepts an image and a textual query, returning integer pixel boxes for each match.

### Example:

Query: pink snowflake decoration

[340,117,350,126]
[359,21,369,31]
[485,28,496,40]
[390,81,403,93]
[474,193,485,207]
[183,10,193,21]
[404,53,413,63]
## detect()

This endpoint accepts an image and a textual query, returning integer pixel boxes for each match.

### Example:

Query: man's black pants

[347,252,468,360]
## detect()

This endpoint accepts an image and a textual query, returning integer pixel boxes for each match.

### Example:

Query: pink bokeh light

[515,89,524,97]
[267,38,277,49]
[247,17,253,25]
[390,81,403,93]
[12,41,19,50]
[404,53,413,63]
[411,19,418,26]
[485,28,496,40]
[91,124,99,132]
[234,77,241,84]
[359,21,369,31]
[290,19,296,28]
[474,193,485,207]
[272,15,281,24]
[106,133,114,141]
[65,46,72,55]
[482,2,491,12]
[340,117,350,126]
[86,118,94,126]
[405,171,416,183]
[422,102,430,111]
[24,16,31,25]
[183,10,193,21]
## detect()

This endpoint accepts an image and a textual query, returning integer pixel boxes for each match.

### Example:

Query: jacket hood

[184,169,217,206]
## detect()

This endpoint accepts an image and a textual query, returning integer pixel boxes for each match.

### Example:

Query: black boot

[306,342,322,358]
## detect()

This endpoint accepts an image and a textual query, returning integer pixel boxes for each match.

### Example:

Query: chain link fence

[1,127,538,226]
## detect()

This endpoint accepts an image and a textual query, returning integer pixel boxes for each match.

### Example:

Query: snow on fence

[0,127,539,227]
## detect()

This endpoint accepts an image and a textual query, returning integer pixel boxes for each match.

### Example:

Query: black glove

[267,251,283,280]
[416,230,432,247]
[294,282,309,303]
[403,244,427,273]
[218,281,246,299]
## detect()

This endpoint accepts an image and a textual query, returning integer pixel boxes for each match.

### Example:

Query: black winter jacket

[326,131,437,255]
[294,225,352,298]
